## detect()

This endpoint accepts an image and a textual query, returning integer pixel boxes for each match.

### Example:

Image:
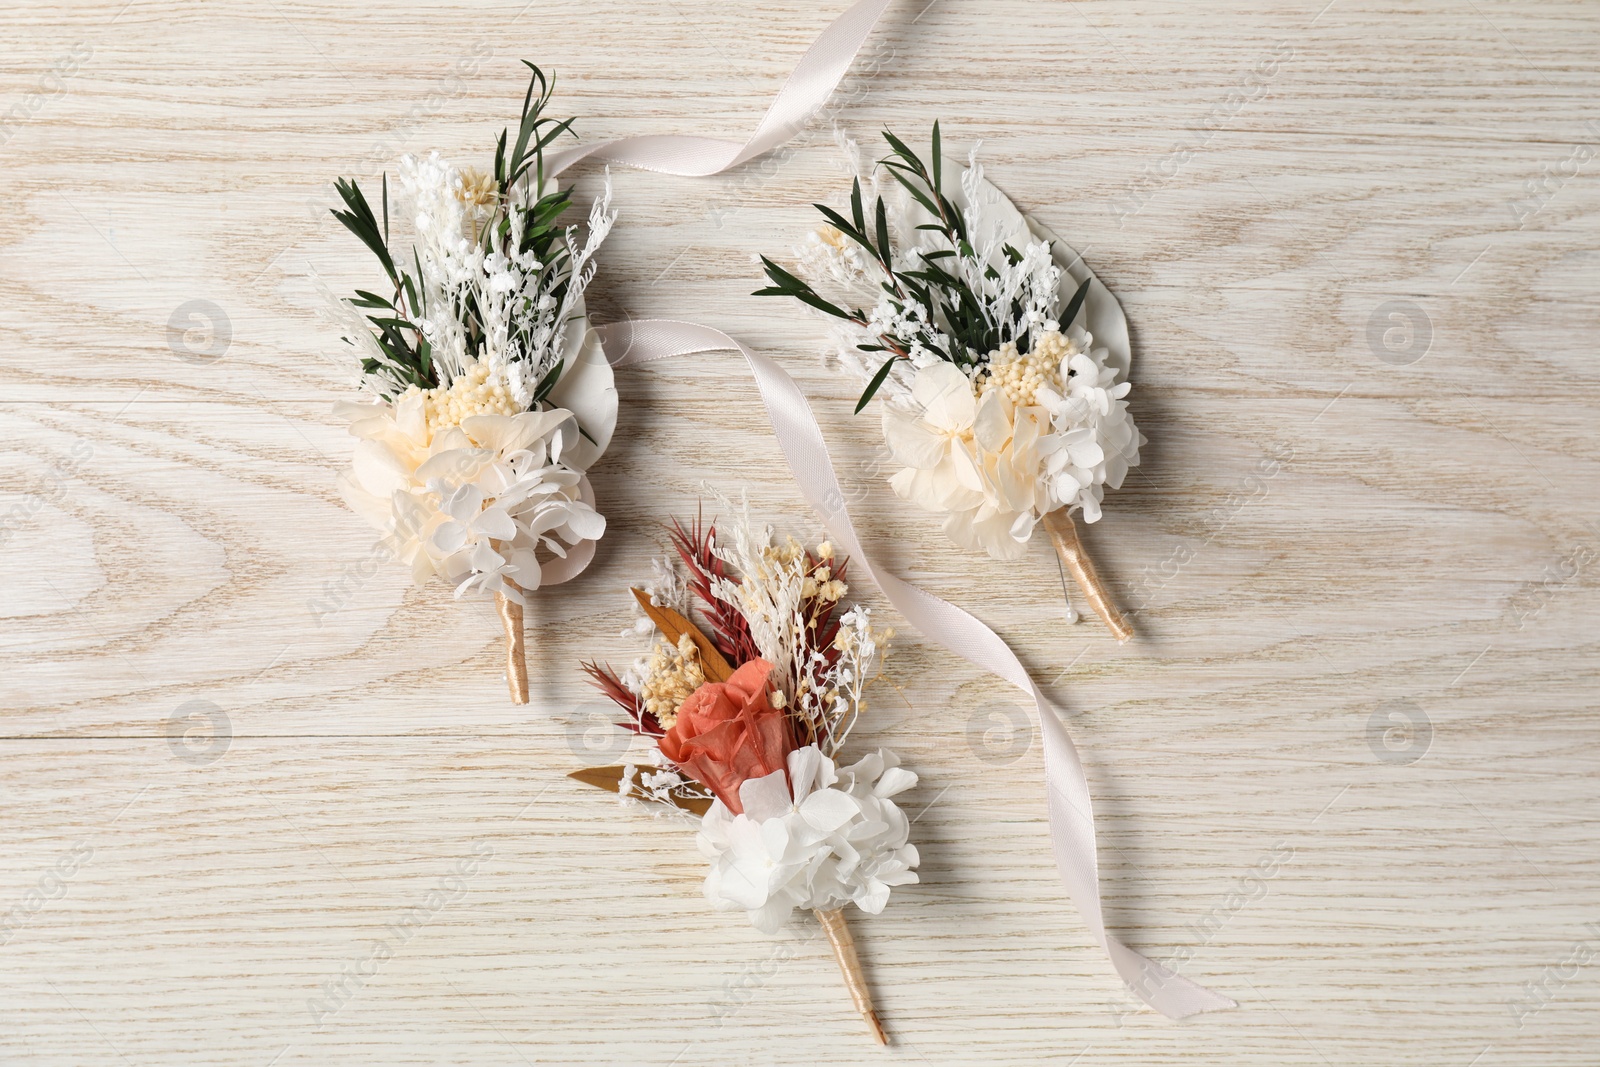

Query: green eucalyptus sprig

[328,63,581,399]
[755,121,1089,414]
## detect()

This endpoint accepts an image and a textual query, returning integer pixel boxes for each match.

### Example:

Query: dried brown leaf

[566,765,712,816]
[630,587,736,682]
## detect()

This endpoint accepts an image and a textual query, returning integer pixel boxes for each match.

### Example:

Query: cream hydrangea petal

[473,508,518,543]
[349,439,412,500]
[738,767,793,823]
[716,821,774,911]
[945,509,1031,561]
[748,899,796,935]
[413,447,491,486]
[333,363,608,600]
[873,765,917,799]
[881,407,946,469]
[696,746,919,932]
[972,389,1013,453]
[561,502,607,542]
[856,880,891,914]
[890,464,985,513]
[335,471,391,531]
[460,409,572,456]
[799,788,861,833]
[786,745,824,803]
[394,391,428,443]
[409,547,437,585]
[1009,511,1037,544]
[430,521,470,555]
[949,440,988,495]
[911,361,976,432]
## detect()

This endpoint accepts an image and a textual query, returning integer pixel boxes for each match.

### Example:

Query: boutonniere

[318,64,618,700]
[756,123,1141,639]
[571,508,916,1044]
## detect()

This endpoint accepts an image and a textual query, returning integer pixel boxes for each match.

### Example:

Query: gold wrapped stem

[815,908,887,1045]
[495,590,529,705]
[1042,508,1134,643]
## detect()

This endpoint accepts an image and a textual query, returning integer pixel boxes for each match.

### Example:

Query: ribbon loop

[546,0,893,178]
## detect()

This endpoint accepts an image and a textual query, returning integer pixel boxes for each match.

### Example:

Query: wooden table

[3,2,1597,1063]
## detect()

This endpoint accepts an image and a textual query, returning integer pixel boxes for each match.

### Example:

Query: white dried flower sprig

[323,63,613,412]
[699,507,889,759]
[576,507,919,1040]
[396,152,615,408]
[588,503,894,795]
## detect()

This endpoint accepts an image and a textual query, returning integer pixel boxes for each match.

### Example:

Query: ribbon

[534,0,1234,1018]
[547,0,893,178]
[599,320,1235,1020]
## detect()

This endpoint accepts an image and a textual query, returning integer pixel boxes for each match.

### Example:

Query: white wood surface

[3,1,1599,1063]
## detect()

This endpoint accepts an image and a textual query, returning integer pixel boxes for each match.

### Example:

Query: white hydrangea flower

[698,745,920,934]
[1035,328,1144,524]
[335,392,606,600]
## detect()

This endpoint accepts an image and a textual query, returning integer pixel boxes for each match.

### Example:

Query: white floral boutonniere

[318,64,618,699]
[757,124,1142,639]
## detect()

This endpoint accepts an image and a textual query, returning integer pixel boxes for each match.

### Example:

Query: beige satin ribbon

[600,319,1237,1021]
[1042,509,1134,642]
[495,590,528,705]
[815,908,886,1045]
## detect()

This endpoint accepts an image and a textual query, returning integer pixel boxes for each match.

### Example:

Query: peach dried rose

[658,658,795,814]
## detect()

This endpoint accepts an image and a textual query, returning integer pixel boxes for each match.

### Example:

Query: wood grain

[2,1,1598,1064]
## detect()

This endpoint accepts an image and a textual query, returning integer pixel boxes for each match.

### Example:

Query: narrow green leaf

[873,195,891,267]
[532,357,565,402]
[813,205,871,253]
[1059,276,1092,330]
[794,290,851,319]
[855,355,901,413]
